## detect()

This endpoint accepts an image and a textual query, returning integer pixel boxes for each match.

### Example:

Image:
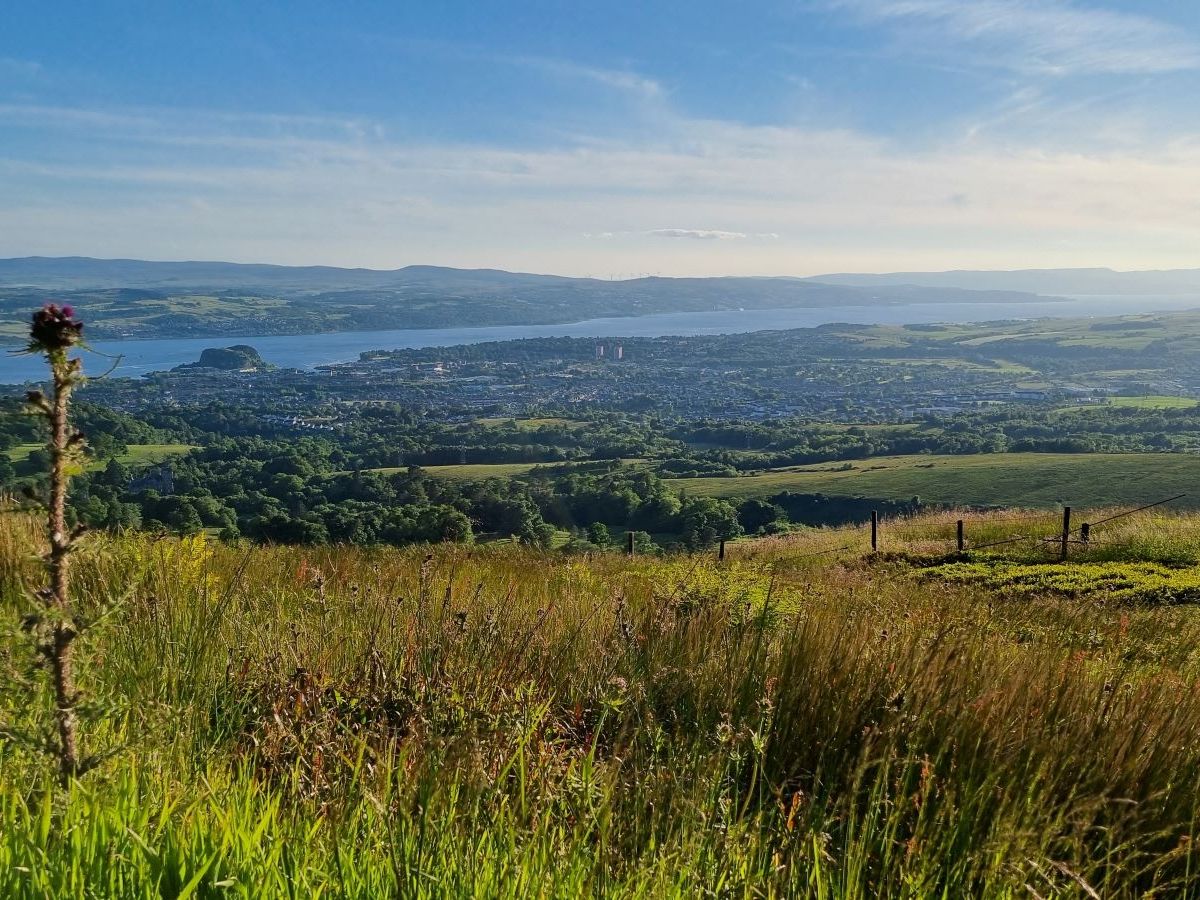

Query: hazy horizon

[3,254,1200,282]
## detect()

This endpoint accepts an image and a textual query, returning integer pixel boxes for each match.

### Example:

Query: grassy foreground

[4,512,1200,896]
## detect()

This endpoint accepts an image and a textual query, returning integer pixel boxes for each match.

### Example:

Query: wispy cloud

[0,102,379,139]
[647,229,748,240]
[3,89,1200,274]
[587,229,780,241]
[0,57,43,78]
[356,36,666,103]
[0,104,161,130]
[515,57,664,100]
[830,0,1200,75]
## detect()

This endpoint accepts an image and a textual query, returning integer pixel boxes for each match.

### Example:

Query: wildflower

[28,303,84,353]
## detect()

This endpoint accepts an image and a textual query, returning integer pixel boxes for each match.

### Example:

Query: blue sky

[2,0,1199,275]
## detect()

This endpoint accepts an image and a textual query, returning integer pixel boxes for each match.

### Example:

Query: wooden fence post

[1080,522,1090,545]
[957,519,965,553]
[871,510,878,552]
[1060,506,1071,561]
[718,540,726,562]
[627,530,635,556]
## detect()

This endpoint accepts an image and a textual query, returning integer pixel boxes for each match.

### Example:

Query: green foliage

[922,559,1200,604]
[677,497,743,550]
[586,521,611,547]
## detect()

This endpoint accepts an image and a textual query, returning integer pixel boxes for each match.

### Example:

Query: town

[77,316,1198,425]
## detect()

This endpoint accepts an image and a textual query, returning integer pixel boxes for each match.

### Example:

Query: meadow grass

[5,442,196,469]
[1101,396,1197,410]
[3,511,1200,896]
[356,459,646,480]
[670,451,1200,509]
[475,417,588,430]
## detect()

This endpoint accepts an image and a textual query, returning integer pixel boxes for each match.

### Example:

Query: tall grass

[3,511,1200,896]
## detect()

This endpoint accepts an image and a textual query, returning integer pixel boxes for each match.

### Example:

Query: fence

[715,493,1189,563]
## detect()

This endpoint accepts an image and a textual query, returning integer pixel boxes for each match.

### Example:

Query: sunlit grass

[4,442,196,468]
[3,510,1200,895]
[670,451,1200,509]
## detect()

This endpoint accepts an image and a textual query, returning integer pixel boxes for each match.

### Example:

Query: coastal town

[77,321,1193,426]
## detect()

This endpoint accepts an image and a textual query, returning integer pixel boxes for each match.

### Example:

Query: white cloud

[3,100,1200,274]
[831,0,1200,74]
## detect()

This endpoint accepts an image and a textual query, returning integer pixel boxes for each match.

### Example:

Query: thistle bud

[29,303,84,352]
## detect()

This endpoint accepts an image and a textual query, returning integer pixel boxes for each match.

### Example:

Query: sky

[2,0,1199,277]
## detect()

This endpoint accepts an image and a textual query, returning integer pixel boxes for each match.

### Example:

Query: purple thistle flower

[29,303,84,352]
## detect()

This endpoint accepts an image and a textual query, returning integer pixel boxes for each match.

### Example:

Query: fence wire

[735,493,1189,562]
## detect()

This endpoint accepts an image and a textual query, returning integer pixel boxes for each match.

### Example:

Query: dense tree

[678,498,743,550]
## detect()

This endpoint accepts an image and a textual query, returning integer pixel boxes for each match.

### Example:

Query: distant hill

[0,257,570,294]
[809,267,1200,296]
[0,257,1066,341]
[176,345,268,371]
[0,256,1051,301]
[4,257,1197,299]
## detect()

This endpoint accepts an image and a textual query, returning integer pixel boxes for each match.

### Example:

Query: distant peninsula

[175,345,268,372]
[0,257,1082,344]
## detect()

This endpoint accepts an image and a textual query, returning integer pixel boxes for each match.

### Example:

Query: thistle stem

[46,348,80,782]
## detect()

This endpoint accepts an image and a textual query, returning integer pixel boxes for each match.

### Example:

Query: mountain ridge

[2,256,1198,297]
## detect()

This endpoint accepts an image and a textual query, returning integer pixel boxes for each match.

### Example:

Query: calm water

[2,293,1196,384]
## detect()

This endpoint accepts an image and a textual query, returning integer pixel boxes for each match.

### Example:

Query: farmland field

[401,462,542,480]
[668,452,1200,509]
[475,416,588,430]
[5,442,195,469]
[1106,395,1199,409]
[366,459,647,480]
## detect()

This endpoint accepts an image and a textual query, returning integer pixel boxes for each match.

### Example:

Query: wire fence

[721,493,1191,563]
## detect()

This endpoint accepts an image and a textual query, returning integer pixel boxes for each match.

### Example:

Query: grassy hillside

[669,451,1200,509]
[4,511,1200,895]
[407,451,1200,513]
[5,442,195,469]
[403,462,542,480]
[366,459,646,480]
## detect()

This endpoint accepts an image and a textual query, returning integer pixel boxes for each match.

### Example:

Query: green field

[1108,395,1199,409]
[5,443,195,469]
[368,462,544,480]
[0,294,292,341]
[1054,396,1199,415]
[364,459,646,481]
[475,416,587,430]
[669,452,1200,509]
